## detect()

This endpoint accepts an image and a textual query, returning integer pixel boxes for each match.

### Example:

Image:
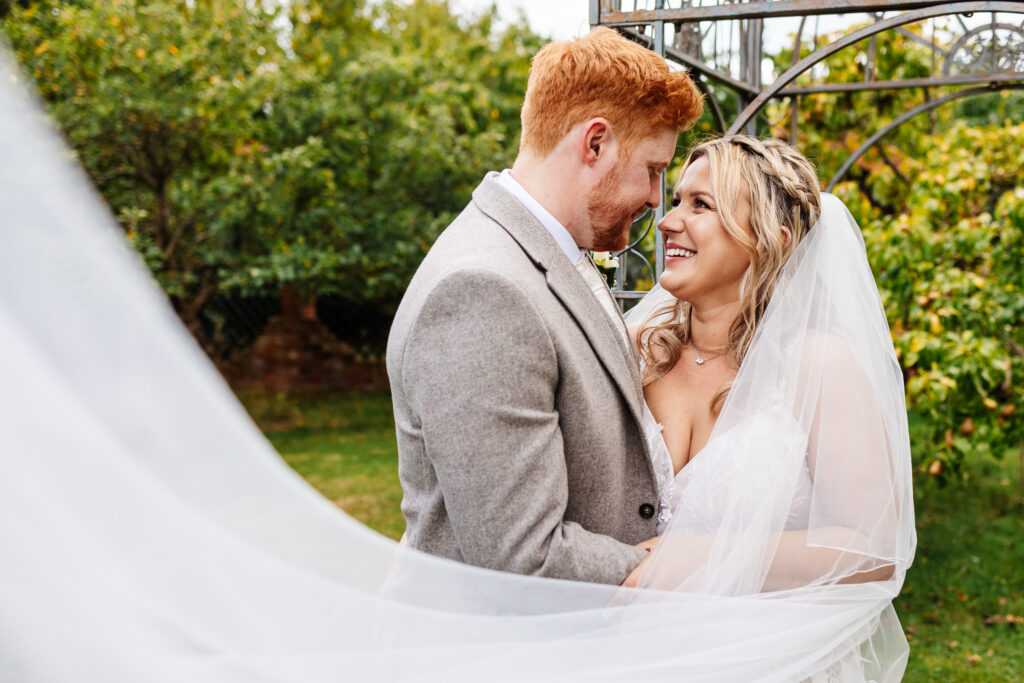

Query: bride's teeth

[666,248,695,258]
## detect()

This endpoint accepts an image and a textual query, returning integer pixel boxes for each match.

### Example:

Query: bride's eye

[670,196,681,208]
[695,198,710,210]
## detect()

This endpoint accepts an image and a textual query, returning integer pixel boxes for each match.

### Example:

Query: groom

[387,28,702,585]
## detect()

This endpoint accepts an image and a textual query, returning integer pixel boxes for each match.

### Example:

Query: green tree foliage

[839,123,1024,480]
[756,25,1024,478]
[256,0,541,312]
[0,0,33,21]
[3,0,539,354]
[4,0,287,347]
[767,26,938,211]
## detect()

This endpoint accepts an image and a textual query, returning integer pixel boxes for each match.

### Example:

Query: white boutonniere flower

[591,251,619,270]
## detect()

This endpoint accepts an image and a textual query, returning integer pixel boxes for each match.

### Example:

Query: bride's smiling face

[657,156,753,306]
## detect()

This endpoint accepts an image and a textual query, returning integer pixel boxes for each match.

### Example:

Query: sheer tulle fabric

[627,194,914,594]
[0,46,913,682]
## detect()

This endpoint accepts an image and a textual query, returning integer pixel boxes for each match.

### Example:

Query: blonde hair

[520,28,703,157]
[638,136,822,411]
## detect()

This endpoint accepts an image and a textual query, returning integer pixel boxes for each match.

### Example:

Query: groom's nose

[647,179,662,210]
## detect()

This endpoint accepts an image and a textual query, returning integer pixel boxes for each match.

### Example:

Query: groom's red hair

[520,28,703,157]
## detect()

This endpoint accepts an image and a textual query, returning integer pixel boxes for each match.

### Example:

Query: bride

[1,43,914,682]
[624,137,913,604]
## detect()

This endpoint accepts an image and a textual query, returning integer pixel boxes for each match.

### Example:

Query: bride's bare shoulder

[797,330,879,396]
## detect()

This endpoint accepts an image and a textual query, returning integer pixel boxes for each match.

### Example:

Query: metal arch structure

[590,1,1024,304]
[728,2,1024,133]
[827,82,1024,189]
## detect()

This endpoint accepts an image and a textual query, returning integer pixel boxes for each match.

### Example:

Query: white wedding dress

[1,45,914,682]
[639,380,862,682]
[642,405,814,536]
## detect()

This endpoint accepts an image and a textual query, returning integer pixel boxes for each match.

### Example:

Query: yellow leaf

[135,48,146,59]
[109,17,121,27]
[34,43,48,56]
[169,45,179,56]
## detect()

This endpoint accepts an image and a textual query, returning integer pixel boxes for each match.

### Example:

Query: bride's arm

[764,530,895,590]
[764,335,903,589]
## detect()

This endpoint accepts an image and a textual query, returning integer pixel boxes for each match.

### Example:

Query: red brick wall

[217,289,388,393]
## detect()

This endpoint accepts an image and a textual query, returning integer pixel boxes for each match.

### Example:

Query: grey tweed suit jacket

[387,173,659,585]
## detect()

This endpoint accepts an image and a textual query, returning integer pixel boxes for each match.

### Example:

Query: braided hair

[638,135,822,412]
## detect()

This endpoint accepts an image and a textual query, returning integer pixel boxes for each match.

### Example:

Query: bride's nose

[657,206,685,236]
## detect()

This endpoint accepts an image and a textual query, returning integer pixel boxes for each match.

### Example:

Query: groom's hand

[620,536,659,587]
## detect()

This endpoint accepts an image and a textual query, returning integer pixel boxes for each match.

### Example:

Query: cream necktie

[574,257,630,346]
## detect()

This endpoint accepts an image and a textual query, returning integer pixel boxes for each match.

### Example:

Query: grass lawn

[900,455,1024,681]
[241,391,405,540]
[242,391,1024,681]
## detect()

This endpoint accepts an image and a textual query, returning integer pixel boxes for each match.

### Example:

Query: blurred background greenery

[3,1,1022,678]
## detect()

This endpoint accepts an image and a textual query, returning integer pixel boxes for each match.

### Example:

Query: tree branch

[851,169,895,216]
[876,144,908,186]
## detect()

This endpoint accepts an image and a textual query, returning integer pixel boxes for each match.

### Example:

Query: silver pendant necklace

[690,339,726,365]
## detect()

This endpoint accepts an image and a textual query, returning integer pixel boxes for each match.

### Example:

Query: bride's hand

[635,535,659,553]
[619,536,660,588]
[621,556,648,588]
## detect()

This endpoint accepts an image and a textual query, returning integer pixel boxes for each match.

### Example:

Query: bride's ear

[780,225,792,249]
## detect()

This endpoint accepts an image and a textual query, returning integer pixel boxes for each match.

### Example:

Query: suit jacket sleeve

[401,268,647,584]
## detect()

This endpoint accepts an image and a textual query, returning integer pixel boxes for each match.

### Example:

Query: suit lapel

[471,175,646,423]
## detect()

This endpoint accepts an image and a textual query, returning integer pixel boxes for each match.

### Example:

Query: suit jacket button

[639,503,655,519]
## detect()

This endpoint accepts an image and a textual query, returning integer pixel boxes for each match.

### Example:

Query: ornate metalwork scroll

[591,1,1024,306]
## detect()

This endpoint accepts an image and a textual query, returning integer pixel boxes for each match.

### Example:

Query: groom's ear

[580,118,612,167]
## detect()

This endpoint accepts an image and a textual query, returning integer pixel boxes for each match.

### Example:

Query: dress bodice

[643,401,815,536]
[641,403,678,535]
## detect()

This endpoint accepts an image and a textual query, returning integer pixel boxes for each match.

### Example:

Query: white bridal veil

[0,45,914,682]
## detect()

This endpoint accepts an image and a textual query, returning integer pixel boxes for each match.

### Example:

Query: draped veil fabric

[0,46,913,682]
[624,191,916,680]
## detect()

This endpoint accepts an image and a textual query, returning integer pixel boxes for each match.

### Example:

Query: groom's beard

[586,165,638,252]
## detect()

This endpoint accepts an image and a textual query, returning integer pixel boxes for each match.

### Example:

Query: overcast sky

[449,0,591,40]
[447,1,862,52]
